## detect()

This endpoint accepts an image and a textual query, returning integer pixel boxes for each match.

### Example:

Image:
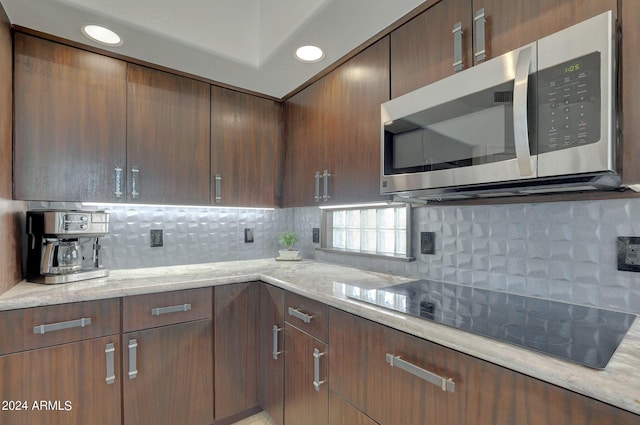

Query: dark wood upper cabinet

[211,86,283,207]
[391,0,472,98]
[283,78,327,207]
[284,36,390,207]
[127,64,210,205]
[391,0,617,98]
[324,36,391,204]
[472,0,617,63]
[13,33,127,202]
[620,0,640,186]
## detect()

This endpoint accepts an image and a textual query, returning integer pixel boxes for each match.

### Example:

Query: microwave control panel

[537,52,601,154]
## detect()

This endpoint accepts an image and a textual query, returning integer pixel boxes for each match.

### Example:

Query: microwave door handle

[513,46,534,177]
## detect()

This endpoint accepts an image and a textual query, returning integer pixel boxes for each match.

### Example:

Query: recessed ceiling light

[81,24,122,46]
[295,45,324,63]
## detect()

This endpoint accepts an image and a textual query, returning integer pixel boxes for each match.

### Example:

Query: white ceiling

[1,0,426,98]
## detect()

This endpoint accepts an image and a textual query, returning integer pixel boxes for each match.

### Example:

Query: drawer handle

[272,325,283,360]
[288,307,312,324]
[386,353,455,393]
[33,317,91,335]
[151,303,192,316]
[128,339,138,379]
[313,348,326,392]
[105,343,116,385]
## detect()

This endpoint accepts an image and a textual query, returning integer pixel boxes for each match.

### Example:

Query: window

[321,204,411,259]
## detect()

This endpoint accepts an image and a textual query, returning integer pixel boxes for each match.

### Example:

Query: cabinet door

[620,0,640,186]
[127,64,210,205]
[13,33,126,202]
[214,283,259,420]
[391,0,472,98]
[211,86,283,207]
[283,79,326,207]
[0,336,121,425]
[284,324,328,425]
[324,37,391,204]
[472,0,616,63]
[257,284,285,425]
[329,308,465,425]
[329,391,379,425]
[466,356,640,425]
[122,320,213,425]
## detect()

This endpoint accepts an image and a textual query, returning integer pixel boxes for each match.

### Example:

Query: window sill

[315,247,415,262]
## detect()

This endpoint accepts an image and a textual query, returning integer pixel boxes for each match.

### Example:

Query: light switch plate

[420,232,436,255]
[617,237,640,272]
[150,229,163,247]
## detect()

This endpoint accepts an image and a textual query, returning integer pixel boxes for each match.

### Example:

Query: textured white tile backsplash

[28,199,640,314]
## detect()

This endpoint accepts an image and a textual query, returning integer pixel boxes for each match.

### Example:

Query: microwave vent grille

[493,91,513,103]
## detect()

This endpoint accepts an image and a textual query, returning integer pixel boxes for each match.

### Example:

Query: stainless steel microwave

[381,11,618,200]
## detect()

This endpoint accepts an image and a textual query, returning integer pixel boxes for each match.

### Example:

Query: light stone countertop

[0,258,638,416]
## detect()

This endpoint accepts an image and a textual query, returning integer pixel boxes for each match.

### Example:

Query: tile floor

[231,411,278,425]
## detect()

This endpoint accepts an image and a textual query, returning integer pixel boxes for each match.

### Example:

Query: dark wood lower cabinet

[329,391,379,425]
[284,323,328,425]
[0,336,121,425]
[257,284,285,425]
[214,283,259,421]
[122,319,213,425]
[329,307,639,425]
[466,358,640,425]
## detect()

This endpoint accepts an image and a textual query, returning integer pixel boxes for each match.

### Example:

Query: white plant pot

[278,250,300,259]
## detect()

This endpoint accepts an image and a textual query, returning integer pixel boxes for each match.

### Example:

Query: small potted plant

[278,231,300,260]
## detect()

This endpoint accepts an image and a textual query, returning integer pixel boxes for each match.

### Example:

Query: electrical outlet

[312,228,320,244]
[617,237,640,272]
[150,229,163,247]
[244,228,254,243]
[420,232,435,255]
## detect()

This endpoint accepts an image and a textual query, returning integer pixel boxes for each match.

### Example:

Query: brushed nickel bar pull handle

[215,174,222,203]
[288,307,312,324]
[33,317,91,335]
[453,21,464,72]
[513,46,534,177]
[151,303,192,316]
[128,339,138,379]
[114,167,123,198]
[105,343,116,385]
[272,325,283,360]
[130,166,140,199]
[314,171,321,202]
[474,8,487,63]
[322,170,331,202]
[386,353,455,392]
[313,348,326,391]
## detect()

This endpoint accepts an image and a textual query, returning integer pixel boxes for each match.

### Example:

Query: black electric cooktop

[346,280,636,369]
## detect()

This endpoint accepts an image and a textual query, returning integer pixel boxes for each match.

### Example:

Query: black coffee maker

[26,210,110,284]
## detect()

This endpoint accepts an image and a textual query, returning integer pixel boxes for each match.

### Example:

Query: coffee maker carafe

[27,210,110,284]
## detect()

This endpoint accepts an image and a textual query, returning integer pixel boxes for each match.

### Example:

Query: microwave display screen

[384,79,536,175]
[537,52,601,153]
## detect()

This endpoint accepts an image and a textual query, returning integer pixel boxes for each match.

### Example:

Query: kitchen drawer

[285,291,328,342]
[0,298,120,355]
[123,287,212,332]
